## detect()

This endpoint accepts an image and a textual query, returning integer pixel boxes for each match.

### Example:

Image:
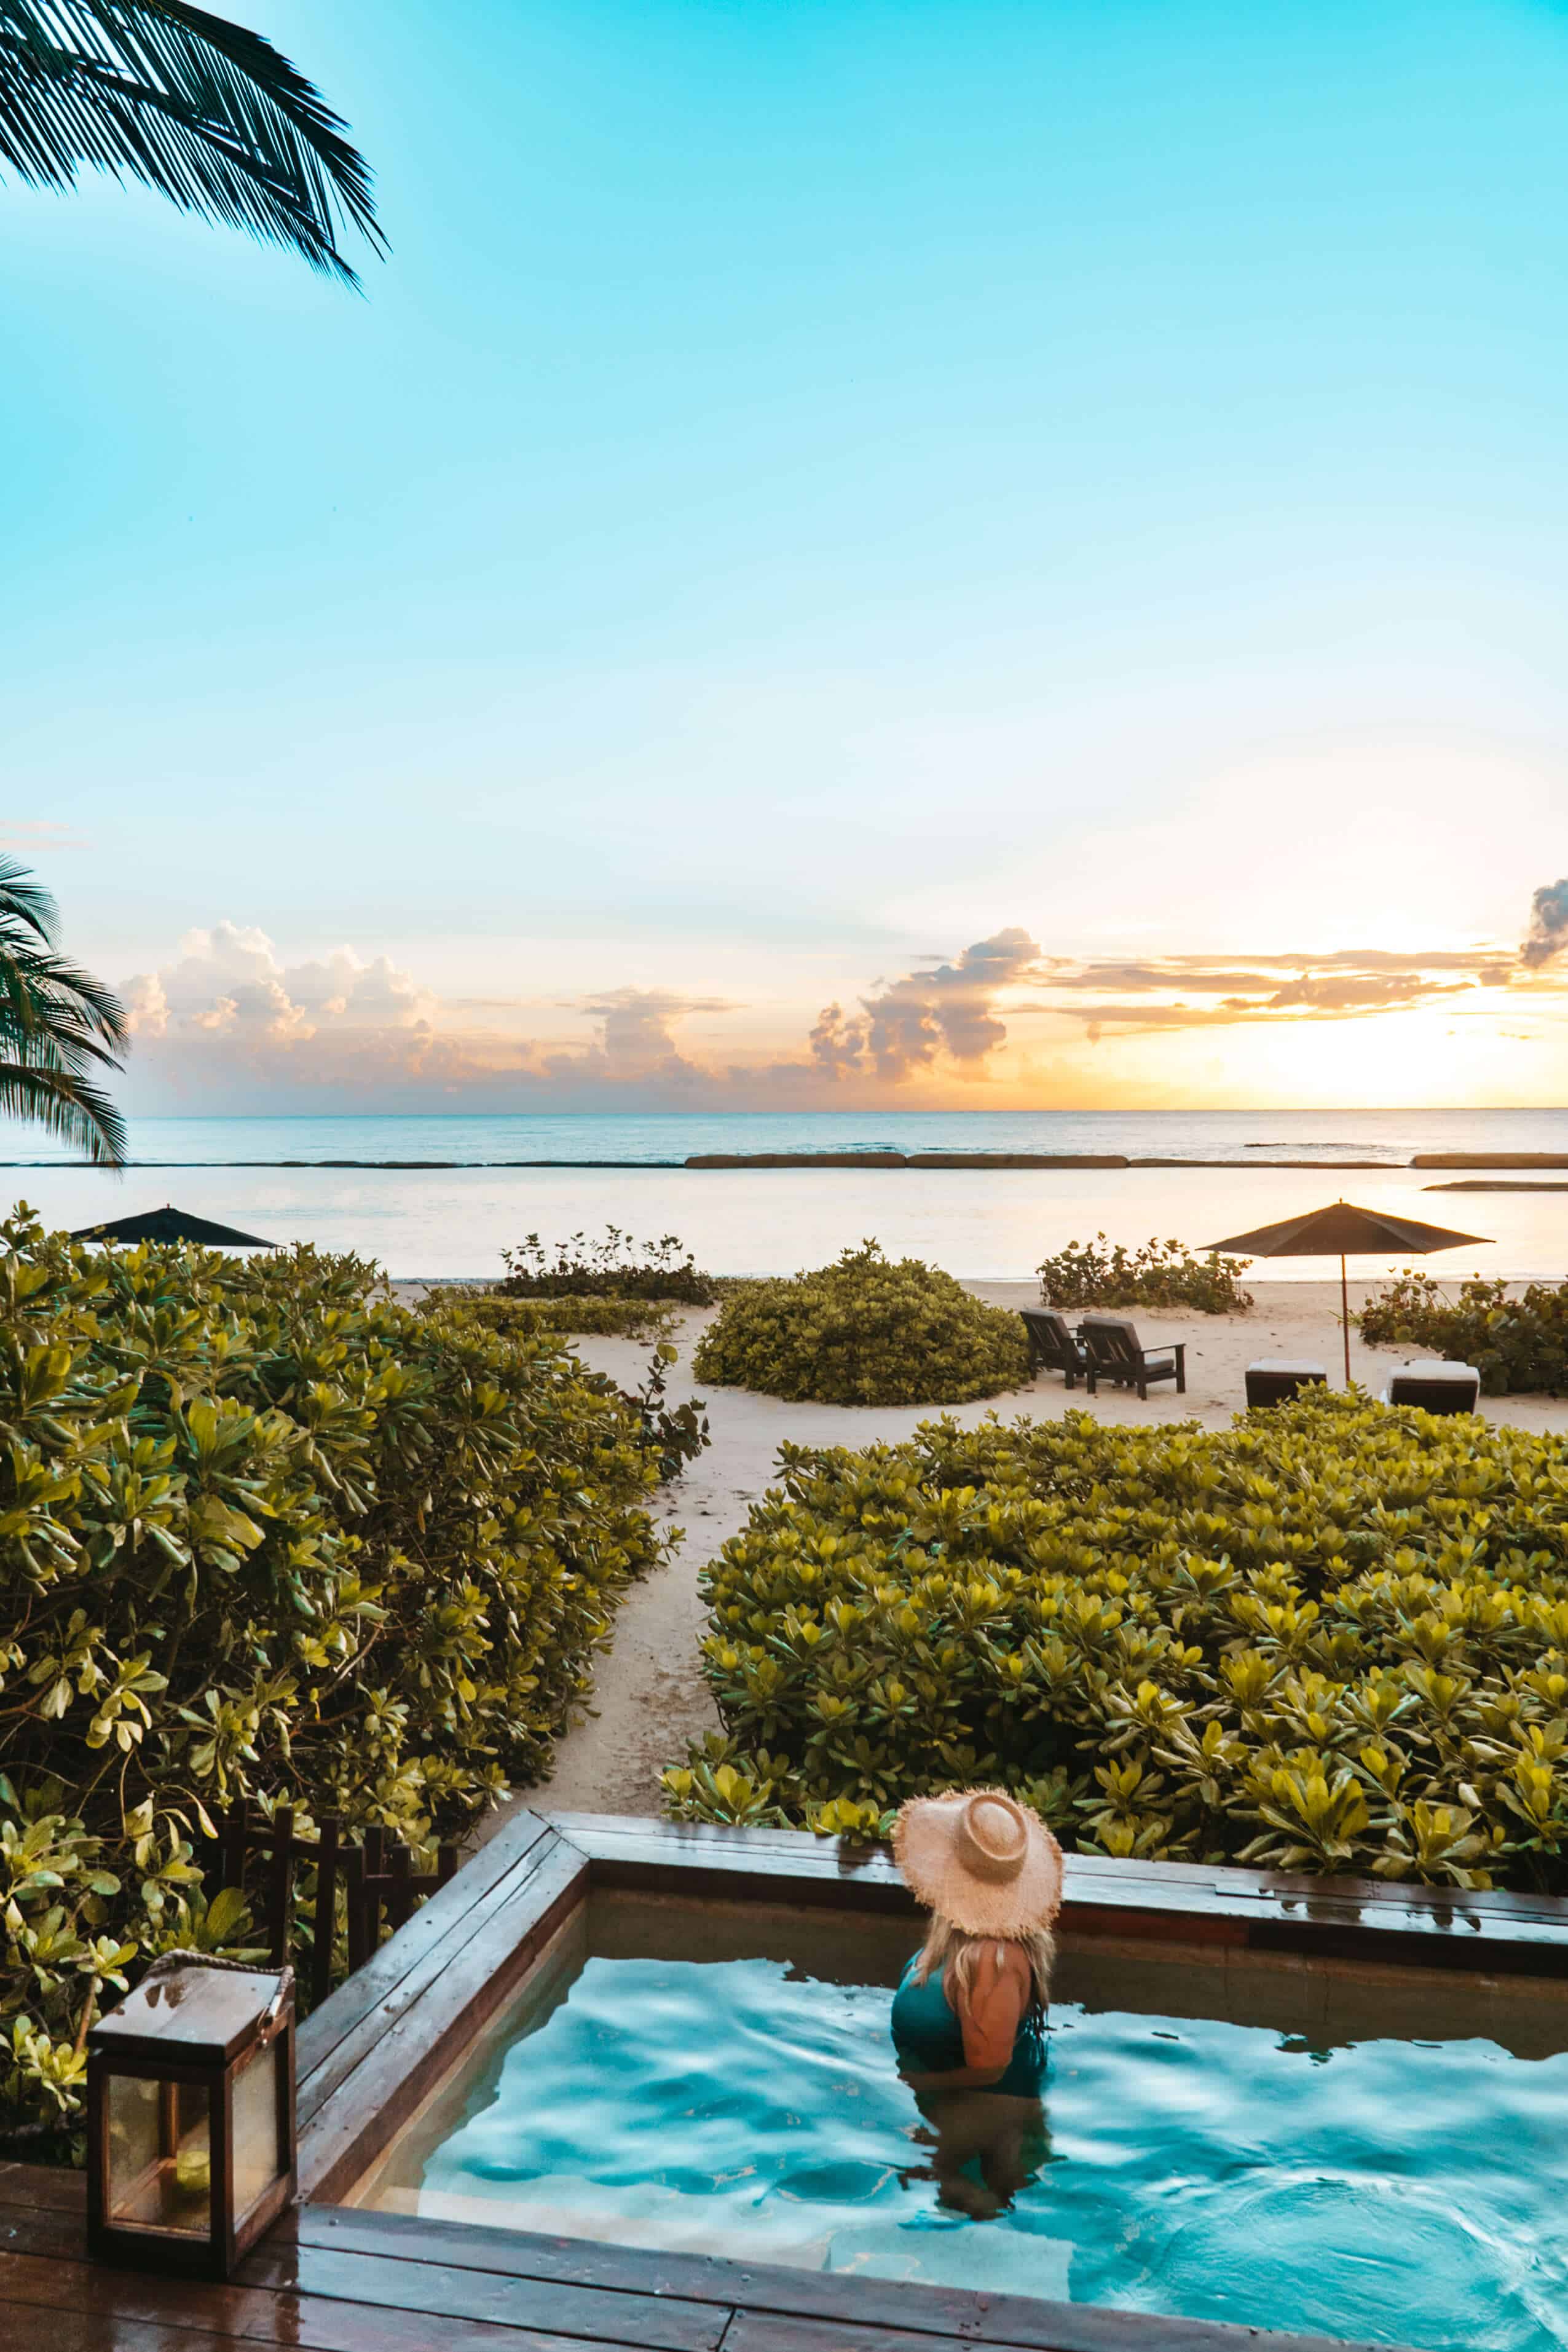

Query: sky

[10,0,1568,1114]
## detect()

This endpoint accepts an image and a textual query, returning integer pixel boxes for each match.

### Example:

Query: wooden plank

[721,2311,1399,2352]
[0,2249,286,2339]
[293,2203,766,2310]
[0,2247,654,2352]
[296,1841,588,2204]
[240,2238,727,2351]
[298,1809,558,2084]
[719,2315,1017,2352]
[299,1829,578,2124]
[14,2318,231,2352]
[288,2208,1403,2352]
[0,2192,87,2259]
[0,2159,86,2211]
[547,1812,1568,1966]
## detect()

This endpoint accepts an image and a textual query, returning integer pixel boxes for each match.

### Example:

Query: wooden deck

[1,2160,1385,2352]
[12,1809,1566,2352]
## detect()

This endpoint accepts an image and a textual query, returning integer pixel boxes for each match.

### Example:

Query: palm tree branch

[0,1060,127,1166]
[0,1,382,283]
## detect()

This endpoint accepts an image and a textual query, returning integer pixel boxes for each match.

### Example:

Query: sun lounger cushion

[1384,1360,1481,1413]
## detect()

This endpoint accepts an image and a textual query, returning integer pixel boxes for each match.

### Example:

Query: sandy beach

[494,1278,1568,1821]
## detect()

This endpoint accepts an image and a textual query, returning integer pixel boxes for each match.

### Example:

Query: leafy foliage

[0,2,383,283]
[0,1209,696,2147]
[691,1241,1030,1407]
[1360,1274,1568,1396]
[421,1290,678,1342]
[499,1227,715,1306]
[0,858,127,1168]
[1038,1233,1253,1315]
[664,1389,1568,1896]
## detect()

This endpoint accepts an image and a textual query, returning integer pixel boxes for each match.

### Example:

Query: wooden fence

[205,1803,459,2008]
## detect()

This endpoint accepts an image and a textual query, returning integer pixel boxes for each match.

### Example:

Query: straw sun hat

[892,1789,1063,1940]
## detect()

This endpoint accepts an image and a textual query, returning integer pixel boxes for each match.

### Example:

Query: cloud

[1046,944,1513,1034]
[0,820,90,851]
[810,1001,868,1076]
[116,898,1568,1113]
[1522,879,1568,969]
[119,917,1046,1112]
[122,923,447,1101]
[856,926,1043,1079]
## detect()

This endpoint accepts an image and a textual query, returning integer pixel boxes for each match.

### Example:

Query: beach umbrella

[71,1205,276,1249]
[1203,1200,1492,1387]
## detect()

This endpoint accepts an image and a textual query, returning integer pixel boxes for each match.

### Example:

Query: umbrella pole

[1341,1253,1351,1386]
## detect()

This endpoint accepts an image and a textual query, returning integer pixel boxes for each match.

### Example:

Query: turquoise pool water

[358,1901,1568,2349]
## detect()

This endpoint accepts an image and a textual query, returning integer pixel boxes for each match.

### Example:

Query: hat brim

[892,1788,1063,1938]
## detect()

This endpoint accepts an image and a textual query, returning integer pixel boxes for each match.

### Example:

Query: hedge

[422,1292,676,1341]
[498,1226,714,1305]
[1038,1233,1253,1314]
[1360,1274,1568,1395]
[691,1242,1030,1407]
[0,1210,701,2153]
[663,1389,1568,1894]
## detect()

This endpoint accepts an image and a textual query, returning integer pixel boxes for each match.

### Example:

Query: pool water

[353,1898,1568,2349]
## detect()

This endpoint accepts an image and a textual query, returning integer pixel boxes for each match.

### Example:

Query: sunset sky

[10,0,1568,1113]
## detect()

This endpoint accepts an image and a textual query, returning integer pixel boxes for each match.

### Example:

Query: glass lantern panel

[232,2040,283,2221]
[106,2074,213,2236]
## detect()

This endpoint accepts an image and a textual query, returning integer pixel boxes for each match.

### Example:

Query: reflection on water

[11,1159,1564,1280]
[353,1898,1568,2348]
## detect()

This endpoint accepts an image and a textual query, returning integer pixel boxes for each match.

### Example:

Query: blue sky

[11,0,1568,1110]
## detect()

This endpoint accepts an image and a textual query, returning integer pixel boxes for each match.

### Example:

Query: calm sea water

[394,1949,1568,2346]
[9,1111,1567,1277]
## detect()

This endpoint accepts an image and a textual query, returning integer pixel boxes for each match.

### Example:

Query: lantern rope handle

[139,1950,295,2036]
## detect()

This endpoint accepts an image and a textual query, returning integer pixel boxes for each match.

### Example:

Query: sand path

[529,1277,1568,1820]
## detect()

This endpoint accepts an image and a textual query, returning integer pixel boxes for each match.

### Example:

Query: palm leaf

[0,858,129,1166]
[0,1,383,283]
[0,1060,127,1165]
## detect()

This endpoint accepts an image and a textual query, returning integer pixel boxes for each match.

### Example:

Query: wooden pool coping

[14,1810,1568,2352]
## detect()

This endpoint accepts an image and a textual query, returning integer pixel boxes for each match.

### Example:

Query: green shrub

[499,1226,714,1304]
[690,1241,1030,1406]
[1360,1274,1568,1395]
[663,1388,1568,1895]
[1038,1233,1253,1314]
[0,1209,701,2152]
[422,1291,676,1341]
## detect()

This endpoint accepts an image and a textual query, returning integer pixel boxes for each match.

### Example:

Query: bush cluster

[690,1242,1030,1407]
[1038,1233,1253,1315]
[1360,1274,1567,1396]
[663,1389,1568,1896]
[0,1210,699,2153]
[422,1291,676,1341]
[498,1226,715,1304]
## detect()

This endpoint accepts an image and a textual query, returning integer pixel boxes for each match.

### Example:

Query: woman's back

[891,1938,1045,2097]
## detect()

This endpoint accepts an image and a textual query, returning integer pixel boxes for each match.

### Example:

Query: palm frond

[0,853,58,945]
[0,858,129,1164]
[0,1,383,283]
[0,1060,127,1165]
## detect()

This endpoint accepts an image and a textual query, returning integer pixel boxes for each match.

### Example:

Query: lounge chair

[1384,1360,1481,1415]
[1079,1313,1186,1400]
[1020,1308,1093,1389]
[1245,1359,1328,1408]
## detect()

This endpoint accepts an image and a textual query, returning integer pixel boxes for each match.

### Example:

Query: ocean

[9,1110,1568,1281]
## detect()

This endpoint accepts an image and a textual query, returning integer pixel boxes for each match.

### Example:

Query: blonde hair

[913,1912,1055,2012]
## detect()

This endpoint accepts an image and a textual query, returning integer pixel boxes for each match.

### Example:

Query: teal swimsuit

[889,1953,1047,2098]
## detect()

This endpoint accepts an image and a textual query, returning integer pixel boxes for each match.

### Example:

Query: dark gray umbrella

[71,1204,275,1249]
[1204,1199,1491,1386]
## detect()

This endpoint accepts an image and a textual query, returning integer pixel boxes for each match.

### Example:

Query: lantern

[87,1958,295,2278]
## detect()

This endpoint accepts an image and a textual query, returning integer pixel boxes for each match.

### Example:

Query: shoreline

[15,1150,1568,1174]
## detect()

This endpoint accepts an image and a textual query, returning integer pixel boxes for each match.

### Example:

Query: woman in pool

[890,1788,1063,2218]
